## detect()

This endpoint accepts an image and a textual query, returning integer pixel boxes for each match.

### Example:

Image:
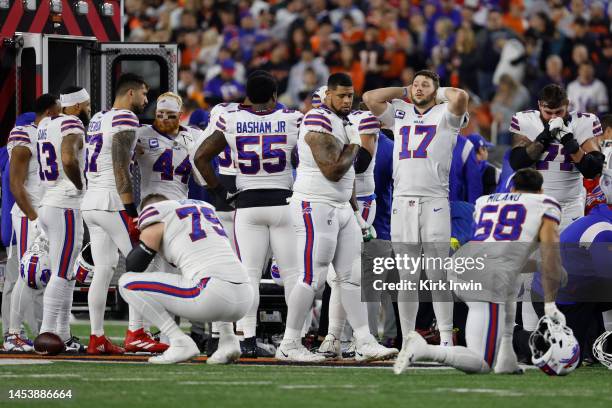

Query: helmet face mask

[593,331,612,370]
[529,316,580,376]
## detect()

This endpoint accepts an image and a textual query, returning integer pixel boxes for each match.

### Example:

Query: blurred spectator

[259,44,292,95]
[491,74,530,145]
[330,45,365,94]
[476,7,512,100]
[358,26,388,91]
[195,29,223,74]
[567,62,609,114]
[330,0,366,29]
[532,55,566,104]
[204,60,245,104]
[451,26,479,93]
[286,47,329,106]
[340,15,364,45]
[493,37,526,86]
[502,0,527,36]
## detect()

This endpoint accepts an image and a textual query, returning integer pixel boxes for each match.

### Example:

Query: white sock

[237,270,260,339]
[8,278,30,334]
[327,284,346,338]
[128,306,144,332]
[56,278,76,342]
[339,282,372,342]
[283,282,315,341]
[88,265,114,336]
[211,322,221,338]
[423,344,490,373]
[439,330,453,346]
[39,276,64,335]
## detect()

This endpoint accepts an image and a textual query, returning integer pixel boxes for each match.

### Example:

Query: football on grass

[34,332,65,355]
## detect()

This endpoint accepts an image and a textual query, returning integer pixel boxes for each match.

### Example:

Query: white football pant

[391,196,454,345]
[38,206,83,341]
[119,271,252,343]
[83,209,140,336]
[234,205,298,338]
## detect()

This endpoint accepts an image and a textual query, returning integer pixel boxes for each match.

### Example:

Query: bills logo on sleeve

[149,139,159,149]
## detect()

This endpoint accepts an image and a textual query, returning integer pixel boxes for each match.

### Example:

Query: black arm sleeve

[354,147,373,174]
[125,241,157,273]
[575,151,605,179]
[509,146,537,170]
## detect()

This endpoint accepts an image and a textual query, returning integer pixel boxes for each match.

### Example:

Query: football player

[509,84,604,230]
[395,168,567,374]
[4,94,60,351]
[81,74,162,354]
[36,87,90,352]
[136,92,202,202]
[193,71,301,356]
[363,70,470,347]
[119,194,252,364]
[273,73,397,362]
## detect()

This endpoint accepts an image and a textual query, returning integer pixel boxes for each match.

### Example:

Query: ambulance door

[97,43,179,124]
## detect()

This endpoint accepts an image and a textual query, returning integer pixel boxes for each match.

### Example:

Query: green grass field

[2,321,612,407]
[0,362,611,407]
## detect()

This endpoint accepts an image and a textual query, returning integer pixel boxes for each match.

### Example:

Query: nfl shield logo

[149,139,159,148]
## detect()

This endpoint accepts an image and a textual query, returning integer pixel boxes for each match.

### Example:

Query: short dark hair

[115,73,147,96]
[246,71,277,104]
[34,93,59,115]
[513,168,544,193]
[538,84,568,108]
[140,193,167,209]
[413,70,440,89]
[327,72,353,90]
[600,114,612,133]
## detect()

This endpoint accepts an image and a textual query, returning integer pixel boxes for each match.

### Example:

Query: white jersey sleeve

[302,110,334,135]
[7,125,42,215]
[572,112,601,145]
[59,116,85,138]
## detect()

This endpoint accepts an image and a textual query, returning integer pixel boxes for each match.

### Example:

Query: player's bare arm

[441,87,469,116]
[350,181,359,212]
[193,130,227,188]
[538,217,561,303]
[61,133,84,191]
[305,131,359,182]
[9,146,37,220]
[111,129,136,203]
[362,87,407,117]
[510,133,549,170]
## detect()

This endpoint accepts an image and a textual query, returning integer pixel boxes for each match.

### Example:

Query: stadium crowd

[124,0,611,143]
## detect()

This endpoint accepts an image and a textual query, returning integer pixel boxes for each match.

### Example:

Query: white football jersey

[293,105,356,205]
[349,110,380,197]
[380,100,466,198]
[81,109,140,211]
[509,110,601,205]
[217,106,302,191]
[452,192,562,301]
[7,124,42,216]
[136,125,201,201]
[138,199,248,282]
[36,115,85,209]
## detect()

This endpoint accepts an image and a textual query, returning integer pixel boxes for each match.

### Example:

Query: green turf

[0,362,610,408]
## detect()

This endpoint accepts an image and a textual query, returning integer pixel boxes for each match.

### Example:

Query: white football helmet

[19,236,51,290]
[72,243,94,284]
[311,86,327,108]
[529,315,580,376]
[592,331,612,370]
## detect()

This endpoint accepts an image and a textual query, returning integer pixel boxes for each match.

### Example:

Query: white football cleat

[393,331,427,374]
[3,334,34,352]
[207,334,241,365]
[354,337,398,362]
[148,336,199,364]
[315,334,341,359]
[275,339,325,362]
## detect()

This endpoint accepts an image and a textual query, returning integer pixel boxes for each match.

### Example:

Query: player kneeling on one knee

[119,193,253,364]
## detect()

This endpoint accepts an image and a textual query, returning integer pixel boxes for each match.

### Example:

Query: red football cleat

[87,334,125,355]
[124,329,169,353]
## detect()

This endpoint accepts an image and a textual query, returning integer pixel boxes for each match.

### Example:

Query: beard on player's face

[411,88,436,108]
[78,109,90,128]
[154,117,180,134]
